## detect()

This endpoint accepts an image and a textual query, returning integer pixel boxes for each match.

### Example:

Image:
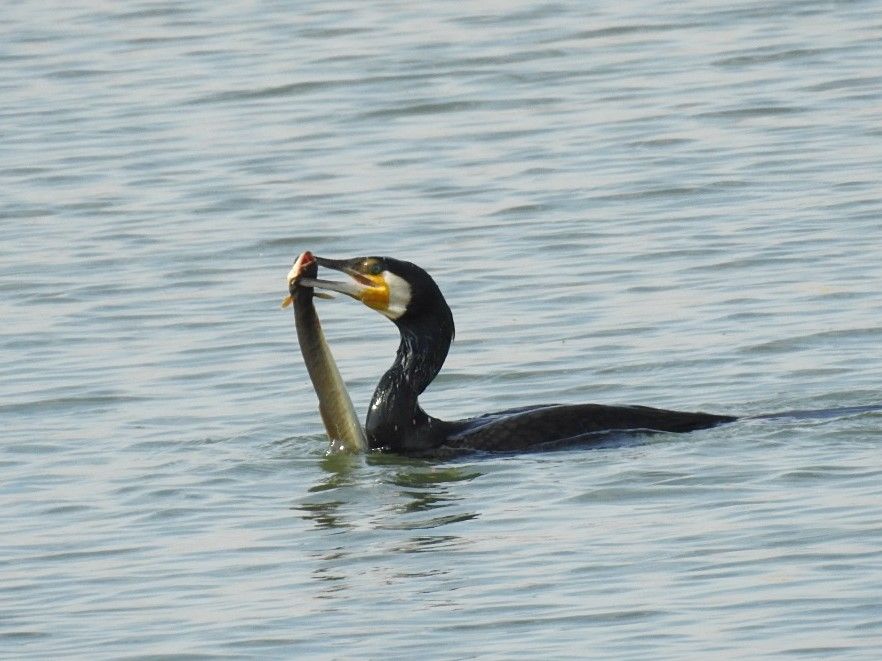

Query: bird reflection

[297,500,352,531]
[295,458,484,599]
[297,456,482,532]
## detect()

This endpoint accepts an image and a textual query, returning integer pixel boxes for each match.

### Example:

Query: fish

[283,251,367,453]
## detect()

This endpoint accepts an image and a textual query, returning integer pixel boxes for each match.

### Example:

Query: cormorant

[301,255,735,457]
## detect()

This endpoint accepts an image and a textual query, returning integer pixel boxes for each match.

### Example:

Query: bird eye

[368,262,383,276]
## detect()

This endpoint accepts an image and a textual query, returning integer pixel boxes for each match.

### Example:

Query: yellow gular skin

[359,273,390,312]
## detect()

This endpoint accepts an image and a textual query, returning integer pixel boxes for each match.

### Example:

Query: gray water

[3,0,882,658]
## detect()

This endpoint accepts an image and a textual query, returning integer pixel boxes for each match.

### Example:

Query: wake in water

[750,404,882,421]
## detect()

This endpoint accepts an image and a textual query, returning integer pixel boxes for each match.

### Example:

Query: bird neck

[366,310,454,445]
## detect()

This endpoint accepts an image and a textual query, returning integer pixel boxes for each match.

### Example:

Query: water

[3,0,882,657]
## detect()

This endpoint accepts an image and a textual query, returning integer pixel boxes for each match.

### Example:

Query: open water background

[3,1,882,658]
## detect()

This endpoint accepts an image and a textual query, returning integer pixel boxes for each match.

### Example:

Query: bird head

[301,255,446,324]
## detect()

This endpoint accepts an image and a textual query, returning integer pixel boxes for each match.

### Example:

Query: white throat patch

[382,271,412,320]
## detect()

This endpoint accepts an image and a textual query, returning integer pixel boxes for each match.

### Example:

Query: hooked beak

[301,256,391,312]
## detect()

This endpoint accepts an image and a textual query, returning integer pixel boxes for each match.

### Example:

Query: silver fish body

[285,252,367,453]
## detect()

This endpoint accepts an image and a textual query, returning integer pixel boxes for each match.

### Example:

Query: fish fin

[281,294,294,308]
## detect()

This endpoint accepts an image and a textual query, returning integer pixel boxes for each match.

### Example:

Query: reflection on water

[295,455,483,606]
[297,501,351,531]
[390,535,466,555]
[300,454,483,532]
[388,464,482,520]
[309,451,361,491]
[387,464,483,489]
[380,511,480,530]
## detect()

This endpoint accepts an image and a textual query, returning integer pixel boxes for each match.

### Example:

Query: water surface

[3,0,882,658]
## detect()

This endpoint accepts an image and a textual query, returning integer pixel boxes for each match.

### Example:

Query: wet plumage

[303,256,735,457]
